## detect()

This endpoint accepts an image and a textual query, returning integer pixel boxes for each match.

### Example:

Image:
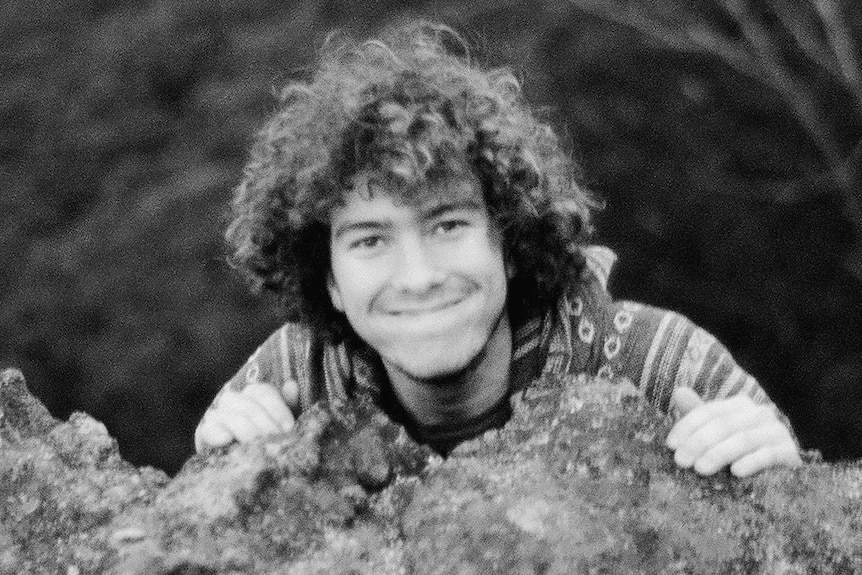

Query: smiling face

[327,173,510,384]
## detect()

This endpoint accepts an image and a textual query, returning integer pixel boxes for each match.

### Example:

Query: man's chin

[387,360,464,384]
[385,347,485,385]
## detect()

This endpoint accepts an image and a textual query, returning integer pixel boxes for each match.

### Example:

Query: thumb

[671,387,704,416]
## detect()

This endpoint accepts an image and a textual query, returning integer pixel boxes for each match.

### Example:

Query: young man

[195,23,800,477]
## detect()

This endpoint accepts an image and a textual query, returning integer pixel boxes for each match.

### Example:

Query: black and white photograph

[2,1,861,572]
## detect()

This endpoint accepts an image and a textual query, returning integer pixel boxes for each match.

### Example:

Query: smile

[388,297,465,316]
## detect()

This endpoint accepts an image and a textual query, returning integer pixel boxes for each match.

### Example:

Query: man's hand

[665,387,801,477]
[194,382,296,453]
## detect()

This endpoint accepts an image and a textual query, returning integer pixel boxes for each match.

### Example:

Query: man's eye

[350,236,383,250]
[435,220,469,235]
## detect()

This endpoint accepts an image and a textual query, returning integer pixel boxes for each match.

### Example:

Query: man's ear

[326,271,344,312]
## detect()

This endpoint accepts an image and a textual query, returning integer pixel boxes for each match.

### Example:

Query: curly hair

[226,21,595,342]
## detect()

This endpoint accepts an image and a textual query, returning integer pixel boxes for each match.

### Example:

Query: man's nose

[392,236,443,293]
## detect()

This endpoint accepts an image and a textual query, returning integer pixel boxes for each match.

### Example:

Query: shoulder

[581,245,617,292]
[540,246,619,374]
[554,245,617,313]
[563,246,695,339]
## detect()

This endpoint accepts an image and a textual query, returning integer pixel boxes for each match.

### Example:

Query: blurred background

[2,0,862,475]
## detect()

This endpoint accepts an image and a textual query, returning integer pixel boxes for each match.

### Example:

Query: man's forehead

[340,172,485,212]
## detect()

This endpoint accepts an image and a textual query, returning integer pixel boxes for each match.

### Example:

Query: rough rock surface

[1,367,860,574]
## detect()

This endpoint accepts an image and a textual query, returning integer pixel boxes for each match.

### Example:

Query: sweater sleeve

[206,322,354,416]
[207,324,301,413]
[608,302,776,414]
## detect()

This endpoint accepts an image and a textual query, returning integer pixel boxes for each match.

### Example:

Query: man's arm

[611,302,800,476]
[194,327,300,453]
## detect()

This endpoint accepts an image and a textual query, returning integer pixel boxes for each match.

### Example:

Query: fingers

[670,387,704,416]
[687,418,787,475]
[666,393,752,450]
[243,383,296,432]
[195,404,272,452]
[730,440,802,478]
[279,378,300,411]
[218,392,282,435]
[194,418,233,452]
[665,391,801,477]
[194,382,296,453]
[671,404,774,468]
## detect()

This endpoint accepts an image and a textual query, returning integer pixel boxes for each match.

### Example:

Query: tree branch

[567,0,770,77]
[566,0,862,238]
[766,0,844,81]
[812,0,862,111]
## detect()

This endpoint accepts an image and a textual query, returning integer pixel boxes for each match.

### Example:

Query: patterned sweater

[216,246,786,450]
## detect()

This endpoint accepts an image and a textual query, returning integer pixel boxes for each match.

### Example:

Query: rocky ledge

[1,367,860,574]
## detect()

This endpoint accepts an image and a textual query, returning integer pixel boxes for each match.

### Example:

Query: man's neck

[382,313,512,428]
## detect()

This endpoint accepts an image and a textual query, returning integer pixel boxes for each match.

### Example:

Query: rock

[1,367,860,574]
[1,368,56,438]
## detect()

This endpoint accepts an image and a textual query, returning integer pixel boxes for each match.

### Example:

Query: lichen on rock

[1,367,860,574]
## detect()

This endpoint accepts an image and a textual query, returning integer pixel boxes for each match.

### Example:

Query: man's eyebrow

[331,220,391,241]
[420,198,484,220]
